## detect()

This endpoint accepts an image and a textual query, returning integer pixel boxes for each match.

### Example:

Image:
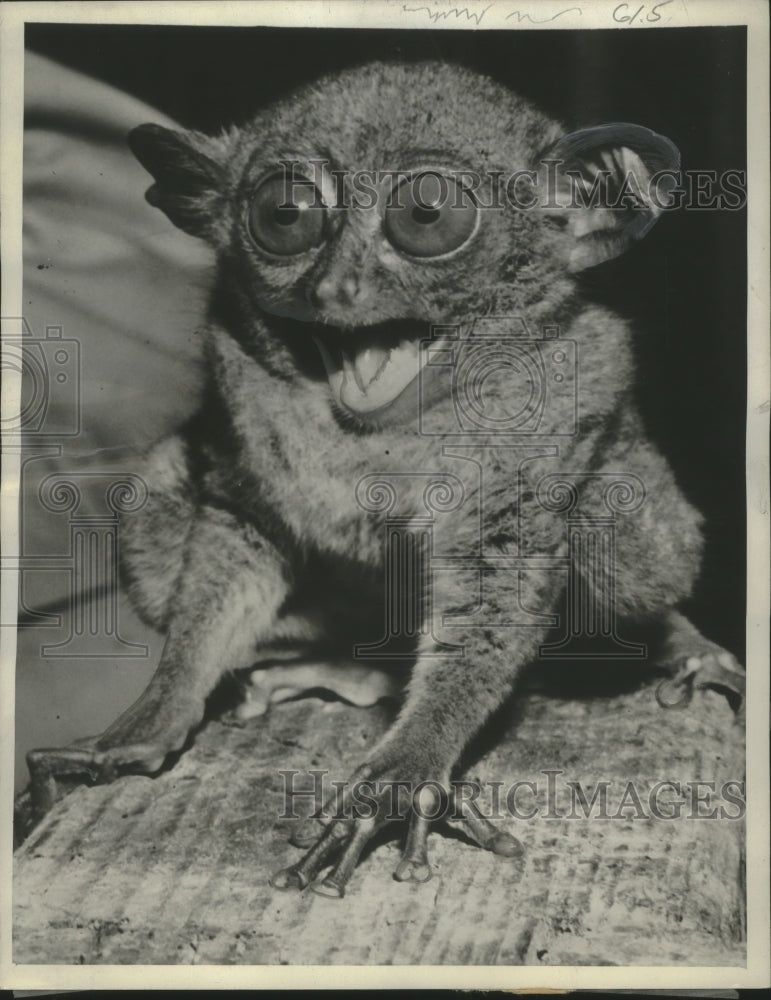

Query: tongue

[350,344,391,394]
[315,336,422,414]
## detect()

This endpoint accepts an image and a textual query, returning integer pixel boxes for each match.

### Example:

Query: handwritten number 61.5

[613,1,673,25]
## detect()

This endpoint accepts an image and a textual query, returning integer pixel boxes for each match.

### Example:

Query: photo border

[1,0,768,990]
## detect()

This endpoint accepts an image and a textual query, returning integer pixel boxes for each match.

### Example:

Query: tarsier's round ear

[128,123,225,241]
[541,123,681,272]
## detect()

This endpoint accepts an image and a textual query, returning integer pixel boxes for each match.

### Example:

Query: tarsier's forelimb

[271,495,744,896]
[27,498,291,818]
[272,567,560,896]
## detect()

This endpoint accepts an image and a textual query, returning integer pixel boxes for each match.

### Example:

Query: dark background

[25,24,747,660]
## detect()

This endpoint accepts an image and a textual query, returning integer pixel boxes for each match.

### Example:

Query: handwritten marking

[402,4,492,25]
[506,6,582,22]
[612,1,673,25]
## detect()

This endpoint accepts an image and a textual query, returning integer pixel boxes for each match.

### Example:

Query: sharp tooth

[341,347,356,382]
[312,334,346,403]
[312,335,340,378]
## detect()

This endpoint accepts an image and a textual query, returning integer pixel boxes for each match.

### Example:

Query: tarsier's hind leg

[26,502,292,820]
[596,447,744,714]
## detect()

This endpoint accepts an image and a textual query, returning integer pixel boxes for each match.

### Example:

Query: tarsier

[27,61,744,896]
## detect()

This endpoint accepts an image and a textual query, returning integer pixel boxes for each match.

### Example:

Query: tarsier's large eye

[248,173,327,255]
[384,171,478,257]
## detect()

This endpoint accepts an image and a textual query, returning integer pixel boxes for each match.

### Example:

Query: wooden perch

[14,680,745,966]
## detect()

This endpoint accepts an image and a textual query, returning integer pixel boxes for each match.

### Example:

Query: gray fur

[27,62,741,891]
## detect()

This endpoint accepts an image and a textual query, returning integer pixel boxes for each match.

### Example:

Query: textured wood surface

[14,679,745,966]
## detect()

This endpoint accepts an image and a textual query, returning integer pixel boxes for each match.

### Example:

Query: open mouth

[311,319,433,417]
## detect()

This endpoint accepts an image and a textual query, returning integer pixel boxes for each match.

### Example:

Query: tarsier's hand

[270,737,523,898]
[26,680,206,820]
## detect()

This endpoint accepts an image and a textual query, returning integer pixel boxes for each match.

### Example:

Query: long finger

[312,816,379,898]
[394,808,432,883]
[270,819,348,890]
[447,797,524,858]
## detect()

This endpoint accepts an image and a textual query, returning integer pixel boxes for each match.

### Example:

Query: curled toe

[269,866,308,890]
[311,876,345,898]
[488,831,524,859]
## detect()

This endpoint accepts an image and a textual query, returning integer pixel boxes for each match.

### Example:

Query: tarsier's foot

[654,611,745,716]
[656,647,745,715]
[26,690,202,820]
[238,659,403,719]
[270,754,523,898]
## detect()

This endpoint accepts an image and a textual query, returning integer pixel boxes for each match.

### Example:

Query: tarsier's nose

[310,270,363,311]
